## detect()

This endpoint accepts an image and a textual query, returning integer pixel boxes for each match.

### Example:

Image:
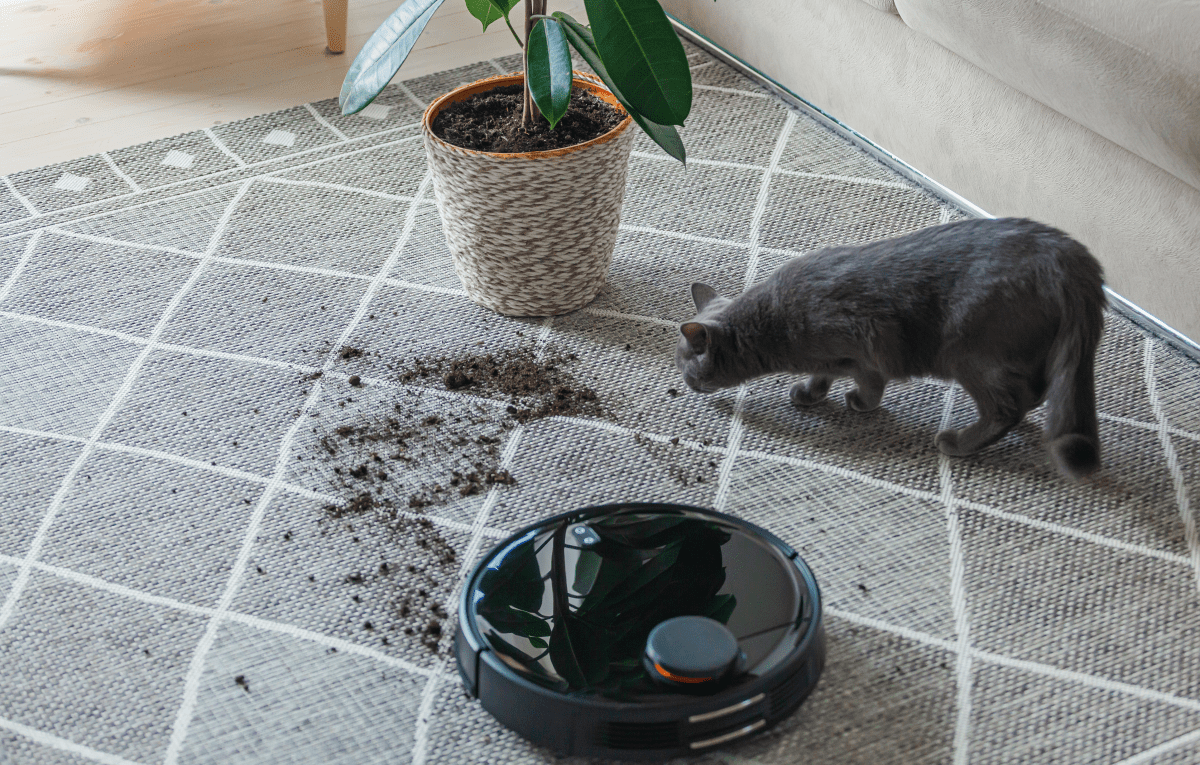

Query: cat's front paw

[845,389,882,412]
[789,380,828,407]
[935,429,971,457]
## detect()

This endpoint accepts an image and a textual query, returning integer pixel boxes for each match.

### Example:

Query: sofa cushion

[857,0,899,14]
[892,0,1200,192]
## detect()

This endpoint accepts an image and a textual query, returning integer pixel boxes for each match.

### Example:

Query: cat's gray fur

[675,218,1106,480]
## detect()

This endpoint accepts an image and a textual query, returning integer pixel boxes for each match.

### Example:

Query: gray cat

[675,218,1106,480]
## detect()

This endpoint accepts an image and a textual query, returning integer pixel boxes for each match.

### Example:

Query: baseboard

[670,16,1200,366]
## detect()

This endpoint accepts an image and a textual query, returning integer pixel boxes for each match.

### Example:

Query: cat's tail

[1045,243,1106,480]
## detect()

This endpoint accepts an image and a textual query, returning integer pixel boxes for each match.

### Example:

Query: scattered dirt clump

[431,83,625,154]
[633,432,719,488]
[303,342,606,654]
[396,346,605,423]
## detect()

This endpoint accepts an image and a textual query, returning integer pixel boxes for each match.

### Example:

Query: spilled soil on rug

[304,343,607,653]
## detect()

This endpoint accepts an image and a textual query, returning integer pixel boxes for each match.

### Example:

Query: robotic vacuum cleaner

[455,503,825,759]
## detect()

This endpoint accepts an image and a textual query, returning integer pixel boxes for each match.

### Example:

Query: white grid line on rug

[776,168,913,190]
[22,214,1196,467]
[202,127,247,168]
[4,555,1199,765]
[8,217,1199,489]
[0,551,444,681]
[0,179,255,636]
[411,322,550,764]
[630,148,917,192]
[1112,726,1200,765]
[3,52,1194,765]
[731,443,1194,567]
[714,111,795,512]
[0,126,425,235]
[304,102,351,142]
[974,647,1200,713]
[258,174,426,204]
[16,223,813,333]
[4,376,1189,570]
[0,76,861,233]
[1,287,1195,572]
[0,715,142,765]
[938,387,976,765]
[0,422,512,540]
[38,218,793,282]
[0,229,40,303]
[100,152,144,195]
[1101,411,1200,445]
[411,345,554,765]
[827,606,1200,714]
[694,83,773,99]
[160,171,435,763]
[486,59,509,75]
[1144,337,1200,595]
[394,81,428,111]
[2,174,40,216]
[1,276,1194,574]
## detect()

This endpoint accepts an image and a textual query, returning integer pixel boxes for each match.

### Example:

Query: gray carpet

[2,38,1200,765]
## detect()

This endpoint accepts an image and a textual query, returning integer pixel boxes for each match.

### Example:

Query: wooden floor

[0,0,584,175]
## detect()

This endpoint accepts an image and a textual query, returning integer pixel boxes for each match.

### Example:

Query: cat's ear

[690,283,720,312]
[680,322,709,354]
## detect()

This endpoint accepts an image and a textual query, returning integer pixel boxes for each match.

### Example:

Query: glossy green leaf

[526,19,573,129]
[486,632,568,690]
[477,535,546,613]
[480,605,553,637]
[464,0,519,32]
[553,12,686,163]
[572,550,602,597]
[703,592,738,624]
[583,0,691,126]
[547,619,587,687]
[339,0,446,115]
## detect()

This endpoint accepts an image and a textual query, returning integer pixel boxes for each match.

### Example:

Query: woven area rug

[2,37,1200,765]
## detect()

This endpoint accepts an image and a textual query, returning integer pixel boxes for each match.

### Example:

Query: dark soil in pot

[431,83,625,153]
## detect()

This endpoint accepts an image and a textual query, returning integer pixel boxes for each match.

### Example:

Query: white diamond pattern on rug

[160,149,196,169]
[0,34,1198,765]
[262,129,297,147]
[359,103,391,121]
[53,172,90,192]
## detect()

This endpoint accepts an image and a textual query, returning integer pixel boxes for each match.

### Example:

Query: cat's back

[769,217,1102,305]
[754,218,1104,373]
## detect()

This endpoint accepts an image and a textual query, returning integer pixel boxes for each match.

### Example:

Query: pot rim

[422,71,635,160]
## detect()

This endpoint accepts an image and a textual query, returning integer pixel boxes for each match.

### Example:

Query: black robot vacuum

[455,503,825,759]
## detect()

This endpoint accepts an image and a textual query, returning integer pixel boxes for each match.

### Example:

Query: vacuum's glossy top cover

[465,504,817,702]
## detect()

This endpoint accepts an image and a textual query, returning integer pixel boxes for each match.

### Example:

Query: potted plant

[339,0,693,316]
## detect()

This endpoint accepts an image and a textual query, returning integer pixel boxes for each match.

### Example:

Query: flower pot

[422,72,636,317]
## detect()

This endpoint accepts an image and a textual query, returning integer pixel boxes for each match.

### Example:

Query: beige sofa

[663,0,1200,346]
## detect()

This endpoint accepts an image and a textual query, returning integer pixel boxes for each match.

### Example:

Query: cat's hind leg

[935,372,1036,456]
[790,375,833,406]
[846,370,887,412]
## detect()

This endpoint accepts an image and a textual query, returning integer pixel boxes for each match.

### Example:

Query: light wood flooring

[0,0,585,174]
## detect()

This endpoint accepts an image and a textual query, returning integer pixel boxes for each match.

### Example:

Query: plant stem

[522,0,534,127]
[521,0,551,129]
[504,11,523,49]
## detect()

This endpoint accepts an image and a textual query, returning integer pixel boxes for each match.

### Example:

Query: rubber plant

[338,0,692,162]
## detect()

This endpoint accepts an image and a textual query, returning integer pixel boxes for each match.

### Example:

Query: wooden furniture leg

[322,0,348,53]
